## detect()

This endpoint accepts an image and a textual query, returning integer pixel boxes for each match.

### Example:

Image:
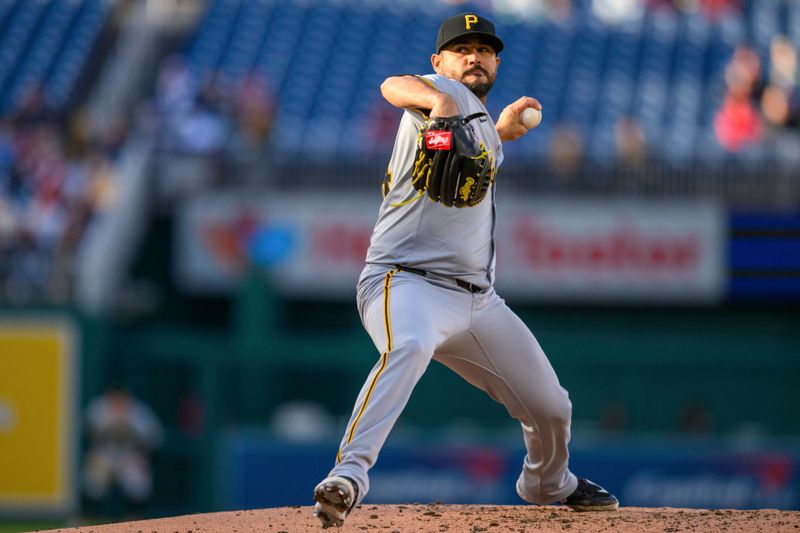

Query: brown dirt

[38,504,800,533]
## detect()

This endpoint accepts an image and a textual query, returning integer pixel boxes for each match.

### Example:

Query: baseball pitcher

[313,12,619,529]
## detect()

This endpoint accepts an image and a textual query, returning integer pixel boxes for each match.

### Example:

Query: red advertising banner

[495,198,726,302]
[176,193,725,303]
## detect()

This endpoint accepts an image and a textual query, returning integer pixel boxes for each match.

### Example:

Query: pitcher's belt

[393,265,484,293]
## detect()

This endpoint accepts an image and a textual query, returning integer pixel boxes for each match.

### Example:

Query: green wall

[8,276,796,518]
[105,281,799,437]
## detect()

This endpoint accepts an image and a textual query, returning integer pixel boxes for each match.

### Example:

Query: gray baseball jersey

[324,73,577,510]
[365,74,504,288]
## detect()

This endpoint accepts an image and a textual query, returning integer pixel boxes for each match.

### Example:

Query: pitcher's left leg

[435,321,619,510]
[467,290,577,504]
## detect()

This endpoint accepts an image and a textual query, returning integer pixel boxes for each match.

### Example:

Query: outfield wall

[216,432,800,511]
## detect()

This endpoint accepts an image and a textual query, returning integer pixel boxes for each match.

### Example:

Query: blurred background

[0,0,799,528]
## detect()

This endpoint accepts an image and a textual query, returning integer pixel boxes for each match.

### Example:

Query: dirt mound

[41,504,800,533]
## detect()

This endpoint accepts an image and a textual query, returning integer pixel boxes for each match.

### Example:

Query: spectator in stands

[154,55,193,149]
[225,73,278,180]
[548,123,584,180]
[234,72,276,150]
[1,117,68,301]
[615,115,648,170]
[545,0,573,23]
[154,57,277,163]
[176,77,233,155]
[82,383,163,520]
[714,43,763,152]
[82,147,118,212]
[767,35,799,92]
[646,0,674,12]
[155,55,194,118]
[467,0,573,24]
[154,57,229,154]
[701,0,741,18]
[0,98,115,303]
[761,35,800,129]
[647,0,742,19]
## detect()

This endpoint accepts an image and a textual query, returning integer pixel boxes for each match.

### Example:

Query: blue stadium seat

[750,0,780,51]
[789,1,800,48]
[3,0,81,112]
[0,0,110,115]
[46,0,109,109]
[177,0,791,161]
[0,0,47,100]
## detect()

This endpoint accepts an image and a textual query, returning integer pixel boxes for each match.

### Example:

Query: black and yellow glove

[411,113,494,208]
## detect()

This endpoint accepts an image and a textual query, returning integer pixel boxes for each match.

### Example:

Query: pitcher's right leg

[315,270,470,527]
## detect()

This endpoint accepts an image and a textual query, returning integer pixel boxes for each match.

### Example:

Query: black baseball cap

[436,13,504,54]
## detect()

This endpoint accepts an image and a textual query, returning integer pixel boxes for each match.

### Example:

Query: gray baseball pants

[329,265,578,505]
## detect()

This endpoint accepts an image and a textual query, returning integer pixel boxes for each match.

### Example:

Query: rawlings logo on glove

[425,131,452,150]
[411,113,494,208]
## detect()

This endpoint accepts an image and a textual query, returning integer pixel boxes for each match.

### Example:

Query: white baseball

[521,107,542,129]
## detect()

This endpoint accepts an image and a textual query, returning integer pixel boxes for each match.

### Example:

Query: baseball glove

[411,113,494,208]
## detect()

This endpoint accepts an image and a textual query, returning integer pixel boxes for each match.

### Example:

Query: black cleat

[560,478,619,511]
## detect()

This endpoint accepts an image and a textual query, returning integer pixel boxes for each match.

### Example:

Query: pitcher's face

[432,37,500,99]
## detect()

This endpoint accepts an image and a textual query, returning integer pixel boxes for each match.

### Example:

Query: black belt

[394,265,483,293]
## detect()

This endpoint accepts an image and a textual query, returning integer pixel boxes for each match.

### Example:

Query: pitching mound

[42,504,800,533]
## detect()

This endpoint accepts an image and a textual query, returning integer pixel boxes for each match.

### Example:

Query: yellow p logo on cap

[465,14,478,30]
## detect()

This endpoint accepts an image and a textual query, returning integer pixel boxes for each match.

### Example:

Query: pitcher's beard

[463,80,494,99]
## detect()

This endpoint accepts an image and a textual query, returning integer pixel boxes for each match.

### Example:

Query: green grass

[0,523,62,533]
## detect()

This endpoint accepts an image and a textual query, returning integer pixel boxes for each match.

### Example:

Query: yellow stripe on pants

[337,270,396,463]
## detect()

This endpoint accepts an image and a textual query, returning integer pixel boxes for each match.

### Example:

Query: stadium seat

[173,0,790,163]
[0,0,110,115]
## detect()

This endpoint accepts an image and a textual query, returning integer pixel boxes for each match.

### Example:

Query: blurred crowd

[453,0,743,24]
[2,0,798,305]
[145,56,278,197]
[0,52,278,304]
[646,0,741,19]
[0,87,120,304]
[153,56,276,161]
[714,34,800,153]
